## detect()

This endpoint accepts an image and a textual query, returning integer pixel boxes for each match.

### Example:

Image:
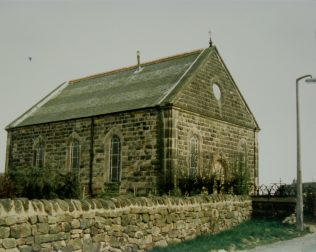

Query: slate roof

[7,47,259,130]
[7,49,205,128]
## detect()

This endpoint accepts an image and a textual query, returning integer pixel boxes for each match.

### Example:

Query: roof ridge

[69,48,204,84]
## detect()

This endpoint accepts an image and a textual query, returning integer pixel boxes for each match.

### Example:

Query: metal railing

[256,183,296,197]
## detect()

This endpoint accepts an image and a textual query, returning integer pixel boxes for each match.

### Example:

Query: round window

[212,83,222,100]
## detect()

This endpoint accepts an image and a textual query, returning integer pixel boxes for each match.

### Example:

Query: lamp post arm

[296,75,312,84]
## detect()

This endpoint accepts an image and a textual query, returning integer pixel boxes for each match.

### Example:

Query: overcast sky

[0,0,315,185]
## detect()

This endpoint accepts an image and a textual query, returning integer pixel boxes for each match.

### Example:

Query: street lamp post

[296,75,316,231]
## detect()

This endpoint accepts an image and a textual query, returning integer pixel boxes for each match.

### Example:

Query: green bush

[98,182,120,198]
[10,166,55,199]
[230,155,251,195]
[177,176,216,196]
[8,167,82,199]
[304,184,316,217]
[230,177,251,195]
[177,176,198,196]
[54,172,83,199]
[176,173,251,196]
[0,174,15,198]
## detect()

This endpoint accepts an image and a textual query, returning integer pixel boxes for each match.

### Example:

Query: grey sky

[0,0,315,185]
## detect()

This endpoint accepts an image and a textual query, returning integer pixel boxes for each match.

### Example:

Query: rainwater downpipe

[4,131,12,174]
[169,105,177,188]
[254,128,258,195]
[158,106,166,185]
[89,117,95,196]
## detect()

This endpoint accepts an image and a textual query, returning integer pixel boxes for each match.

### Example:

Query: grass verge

[149,218,309,252]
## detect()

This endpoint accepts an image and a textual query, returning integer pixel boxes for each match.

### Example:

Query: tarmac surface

[243,231,316,252]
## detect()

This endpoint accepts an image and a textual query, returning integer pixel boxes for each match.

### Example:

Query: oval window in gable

[212,83,222,101]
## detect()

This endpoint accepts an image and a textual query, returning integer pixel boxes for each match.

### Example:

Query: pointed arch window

[237,140,247,171]
[110,135,121,182]
[189,136,198,177]
[67,132,81,171]
[33,142,45,168]
[71,139,80,170]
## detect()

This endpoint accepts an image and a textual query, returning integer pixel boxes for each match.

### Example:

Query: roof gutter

[6,81,69,130]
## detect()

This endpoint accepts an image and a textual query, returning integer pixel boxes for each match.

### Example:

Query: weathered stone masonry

[92,109,160,195]
[7,108,160,195]
[163,47,259,189]
[0,195,251,252]
[8,119,92,186]
[174,108,257,186]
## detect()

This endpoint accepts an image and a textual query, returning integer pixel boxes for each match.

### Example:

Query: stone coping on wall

[0,195,251,218]
[252,197,296,203]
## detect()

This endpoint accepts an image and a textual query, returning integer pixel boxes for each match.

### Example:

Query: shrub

[10,166,56,199]
[177,176,198,196]
[177,176,216,196]
[98,182,120,198]
[9,167,82,199]
[54,172,83,199]
[0,174,15,198]
[230,177,251,195]
[303,184,316,218]
[230,155,251,195]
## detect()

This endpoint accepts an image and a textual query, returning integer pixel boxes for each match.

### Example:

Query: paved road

[243,232,316,252]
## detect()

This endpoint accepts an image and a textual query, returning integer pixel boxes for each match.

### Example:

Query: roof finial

[208,30,213,47]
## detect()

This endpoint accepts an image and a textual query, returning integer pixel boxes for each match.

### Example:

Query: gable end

[167,47,259,130]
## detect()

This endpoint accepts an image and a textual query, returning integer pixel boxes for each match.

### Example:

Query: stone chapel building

[5,44,259,196]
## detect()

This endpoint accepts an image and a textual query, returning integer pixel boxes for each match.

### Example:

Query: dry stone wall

[0,195,251,252]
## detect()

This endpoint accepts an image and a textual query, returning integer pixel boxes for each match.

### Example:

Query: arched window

[237,140,247,171]
[110,135,121,182]
[66,132,81,171]
[71,139,80,170]
[189,137,198,177]
[33,142,45,168]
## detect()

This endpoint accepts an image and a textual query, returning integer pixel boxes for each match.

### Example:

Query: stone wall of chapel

[8,119,92,186]
[173,48,257,129]
[7,108,160,196]
[174,108,257,189]
[92,109,160,195]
